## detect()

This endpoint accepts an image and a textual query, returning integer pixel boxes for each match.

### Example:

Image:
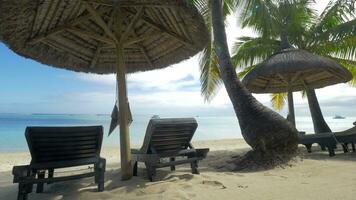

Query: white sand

[1,139,356,200]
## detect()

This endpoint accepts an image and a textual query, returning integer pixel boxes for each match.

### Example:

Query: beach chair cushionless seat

[12,126,106,200]
[298,122,356,156]
[298,133,337,156]
[334,125,356,153]
[131,118,209,181]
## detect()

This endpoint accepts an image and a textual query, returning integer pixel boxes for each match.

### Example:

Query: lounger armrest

[196,148,209,158]
[12,165,31,183]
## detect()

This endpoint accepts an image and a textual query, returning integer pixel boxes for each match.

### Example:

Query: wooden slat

[125,9,192,47]
[37,153,96,162]
[36,145,97,152]
[42,40,91,62]
[28,7,110,45]
[31,129,99,136]
[82,1,118,43]
[119,7,144,42]
[34,140,97,148]
[21,172,96,184]
[33,136,97,142]
[151,137,190,143]
[66,28,114,44]
[37,149,96,157]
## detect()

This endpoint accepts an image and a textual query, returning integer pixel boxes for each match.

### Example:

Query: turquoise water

[0,113,355,152]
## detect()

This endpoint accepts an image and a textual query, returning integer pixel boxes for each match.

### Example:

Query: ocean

[0,113,355,152]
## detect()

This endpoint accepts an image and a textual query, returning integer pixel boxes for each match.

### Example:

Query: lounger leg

[170,158,176,171]
[351,143,355,152]
[145,162,156,182]
[133,161,138,176]
[190,161,199,174]
[95,158,106,192]
[320,145,326,151]
[47,169,54,184]
[18,183,29,200]
[342,143,349,153]
[36,170,45,193]
[327,146,335,157]
[305,144,312,153]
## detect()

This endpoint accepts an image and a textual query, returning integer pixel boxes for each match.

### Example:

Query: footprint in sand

[237,184,248,189]
[201,180,226,189]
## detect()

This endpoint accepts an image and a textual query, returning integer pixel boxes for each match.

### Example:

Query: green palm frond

[237,64,257,79]
[312,35,356,61]
[316,0,355,33]
[199,41,222,102]
[232,36,280,68]
[270,93,287,111]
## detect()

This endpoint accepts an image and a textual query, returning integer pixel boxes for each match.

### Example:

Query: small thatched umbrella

[0,0,208,180]
[242,48,352,127]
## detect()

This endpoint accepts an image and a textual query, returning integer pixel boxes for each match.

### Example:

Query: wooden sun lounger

[131,118,209,181]
[334,125,356,153]
[298,122,356,156]
[298,132,337,156]
[12,126,106,200]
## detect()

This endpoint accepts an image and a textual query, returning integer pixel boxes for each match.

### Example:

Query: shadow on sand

[1,146,355,200]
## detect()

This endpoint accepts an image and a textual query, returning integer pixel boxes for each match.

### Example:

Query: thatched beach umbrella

[0,0,208,180]
[242,48,352,127]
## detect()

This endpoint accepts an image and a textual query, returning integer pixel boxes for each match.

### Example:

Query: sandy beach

[1,139,356,200]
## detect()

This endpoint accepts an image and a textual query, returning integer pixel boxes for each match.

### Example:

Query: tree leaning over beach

[191,0,299,166]
[234,0,356,135]
[200,0,356,135]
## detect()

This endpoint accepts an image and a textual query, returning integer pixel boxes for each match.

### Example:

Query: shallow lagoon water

[0,113,355,151]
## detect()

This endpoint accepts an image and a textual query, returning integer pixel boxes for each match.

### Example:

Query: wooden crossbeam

[81,0,181,7]
[290,71,302,84]
[90,47,102,68]
[131,30,153,67]
[42,40,91,62]
[119,7,144,42]
[276,73,289,84]
[66,28,114,44]
[82,1,118,43]
[27,8,110,45]
[123,34,155,47]
[125,9,193,47]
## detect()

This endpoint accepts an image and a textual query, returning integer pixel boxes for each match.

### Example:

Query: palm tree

[200,0,356,135]
[191,0,298,157]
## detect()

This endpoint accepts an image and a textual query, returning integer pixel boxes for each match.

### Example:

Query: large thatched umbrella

[0,0,208,180]
[242,48,352,127]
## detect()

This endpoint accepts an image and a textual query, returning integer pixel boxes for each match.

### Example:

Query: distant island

[333,115,346,119]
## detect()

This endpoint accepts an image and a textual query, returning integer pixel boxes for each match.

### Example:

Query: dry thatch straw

[0,0,208,74]
[242,48,352,93]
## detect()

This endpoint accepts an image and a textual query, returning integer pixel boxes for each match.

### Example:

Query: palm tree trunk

[211,0,298,154]
[306,88,331,133]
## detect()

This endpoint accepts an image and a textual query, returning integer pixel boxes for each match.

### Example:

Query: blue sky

[1,0,356,117]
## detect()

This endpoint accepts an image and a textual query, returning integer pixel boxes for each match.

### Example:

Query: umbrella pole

[287,91,296,127]
[116,42,132,180]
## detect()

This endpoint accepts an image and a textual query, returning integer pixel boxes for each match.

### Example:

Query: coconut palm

[190,0,298,156]
[200,0,356,135]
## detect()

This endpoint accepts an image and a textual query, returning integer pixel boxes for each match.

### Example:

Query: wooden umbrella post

[114,5,132,180]
[115,43,132,180]
[287,91,296,127]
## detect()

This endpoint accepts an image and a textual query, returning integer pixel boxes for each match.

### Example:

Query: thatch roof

[0,0,208,74]
[242,48,352,93]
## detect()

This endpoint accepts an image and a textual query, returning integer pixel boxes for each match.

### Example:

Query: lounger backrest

[25,126,103,168]
[141,118,198,154]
